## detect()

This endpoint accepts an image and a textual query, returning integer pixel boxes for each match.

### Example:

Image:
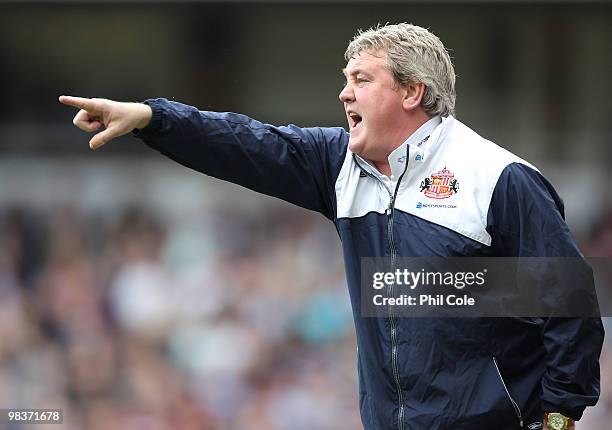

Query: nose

[339,82,355,103]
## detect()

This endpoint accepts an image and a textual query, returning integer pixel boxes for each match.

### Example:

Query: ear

[402,82,425,111]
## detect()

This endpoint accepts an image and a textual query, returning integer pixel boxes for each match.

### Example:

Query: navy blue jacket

[135,98,604,430]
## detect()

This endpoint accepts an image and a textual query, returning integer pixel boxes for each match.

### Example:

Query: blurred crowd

[0,203,610,429]
[0,204,358,429]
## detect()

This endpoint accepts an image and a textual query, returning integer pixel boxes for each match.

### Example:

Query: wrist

[134,103,153,130]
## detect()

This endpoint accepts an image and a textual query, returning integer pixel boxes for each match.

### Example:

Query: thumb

[89,127,119,150]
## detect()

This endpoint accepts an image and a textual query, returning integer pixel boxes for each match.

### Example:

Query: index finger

[58,95,98,111]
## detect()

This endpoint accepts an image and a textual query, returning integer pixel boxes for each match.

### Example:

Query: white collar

[387,115,442,179]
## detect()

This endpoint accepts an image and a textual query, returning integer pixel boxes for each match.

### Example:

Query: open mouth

[348,112,363,129]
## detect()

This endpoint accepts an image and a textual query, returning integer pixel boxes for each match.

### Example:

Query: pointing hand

[59,95,152,150]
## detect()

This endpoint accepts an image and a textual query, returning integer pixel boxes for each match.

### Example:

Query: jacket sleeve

[487,162,605,421]
[134,98,349,220]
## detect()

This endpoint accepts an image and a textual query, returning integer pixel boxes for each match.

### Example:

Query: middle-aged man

[60,23,603,430]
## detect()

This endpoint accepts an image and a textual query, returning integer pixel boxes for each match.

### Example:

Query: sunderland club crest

[420,167,459,199]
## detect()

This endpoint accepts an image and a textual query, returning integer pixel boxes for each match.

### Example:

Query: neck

[374,161,392,177]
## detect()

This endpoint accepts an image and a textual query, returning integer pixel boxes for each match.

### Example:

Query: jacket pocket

[492,356,524,428]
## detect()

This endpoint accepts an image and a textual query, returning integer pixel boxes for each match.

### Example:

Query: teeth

[348,112,362,128]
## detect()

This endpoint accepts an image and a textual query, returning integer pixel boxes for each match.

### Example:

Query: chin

[348,138,364,155]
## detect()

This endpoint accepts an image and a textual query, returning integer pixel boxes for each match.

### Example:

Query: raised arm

[59,96,349,220]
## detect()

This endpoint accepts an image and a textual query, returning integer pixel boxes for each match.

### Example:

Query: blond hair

[345,23,456,117]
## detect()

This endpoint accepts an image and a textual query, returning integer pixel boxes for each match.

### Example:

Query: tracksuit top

[135,98,604,430]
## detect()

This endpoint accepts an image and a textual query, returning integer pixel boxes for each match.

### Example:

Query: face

[339,50,409,163]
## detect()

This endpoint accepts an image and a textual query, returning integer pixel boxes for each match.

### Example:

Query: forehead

[342,50,389,76]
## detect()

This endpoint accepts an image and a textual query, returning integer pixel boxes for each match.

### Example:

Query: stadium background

[0,1,611,428]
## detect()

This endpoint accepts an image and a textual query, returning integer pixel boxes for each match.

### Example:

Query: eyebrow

[341,68,373,79]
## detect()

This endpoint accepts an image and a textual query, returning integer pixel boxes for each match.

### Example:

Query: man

[60,23,603,430]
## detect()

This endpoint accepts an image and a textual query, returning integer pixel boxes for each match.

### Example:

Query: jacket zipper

[353,150,410,430]
[492,356,524,428]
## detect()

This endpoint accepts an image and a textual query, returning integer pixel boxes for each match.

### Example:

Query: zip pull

[387,196,395,215]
